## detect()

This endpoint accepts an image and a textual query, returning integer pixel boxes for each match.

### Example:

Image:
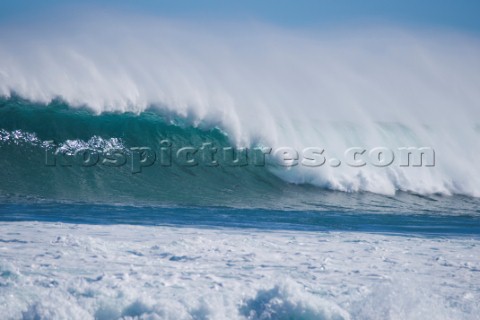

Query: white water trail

[0,13,479,196]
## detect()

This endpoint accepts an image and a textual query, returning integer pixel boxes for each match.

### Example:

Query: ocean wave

[1,97,479,204]
[1,16,480,198]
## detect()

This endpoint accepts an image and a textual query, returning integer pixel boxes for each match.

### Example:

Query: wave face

[0,97,479,215]
[1,15,480,204]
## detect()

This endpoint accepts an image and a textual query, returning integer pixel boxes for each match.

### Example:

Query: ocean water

[1,16,480,319]
[0,98,479,320]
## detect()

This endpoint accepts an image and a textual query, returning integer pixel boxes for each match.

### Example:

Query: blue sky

[1,0,479,33]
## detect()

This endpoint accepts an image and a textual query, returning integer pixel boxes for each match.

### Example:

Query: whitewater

[1,12,480,320]
[0,220,479,320]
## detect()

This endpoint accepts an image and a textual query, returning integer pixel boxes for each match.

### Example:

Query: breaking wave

[1,14,480,202]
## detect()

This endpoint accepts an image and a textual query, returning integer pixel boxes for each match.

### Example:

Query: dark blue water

[1,200,479,237]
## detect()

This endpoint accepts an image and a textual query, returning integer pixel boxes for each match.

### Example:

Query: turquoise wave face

[0,97,277,205]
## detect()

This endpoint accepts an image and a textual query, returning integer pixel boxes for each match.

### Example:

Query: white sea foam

[0,13,479,196]
[0,222,478,319]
